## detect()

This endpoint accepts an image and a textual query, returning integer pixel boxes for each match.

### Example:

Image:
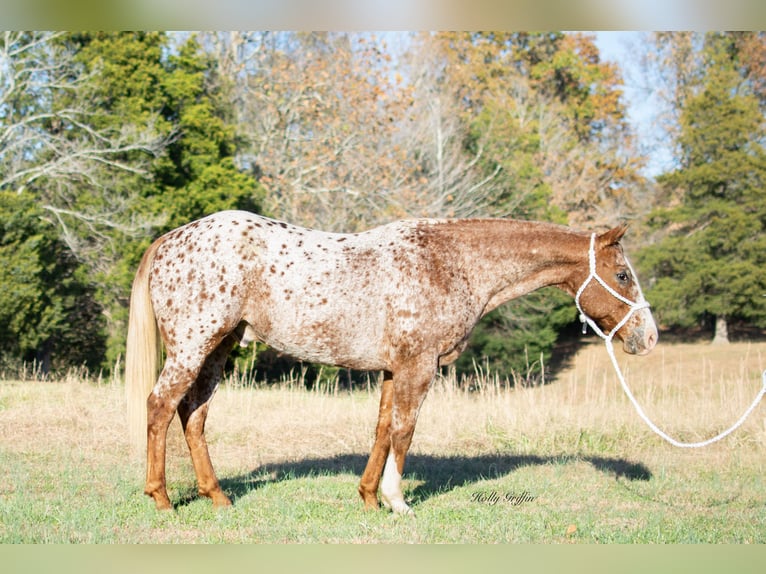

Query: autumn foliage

[2,31,764,377]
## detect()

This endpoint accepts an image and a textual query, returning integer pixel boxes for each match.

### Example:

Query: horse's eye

[616,271,630,285]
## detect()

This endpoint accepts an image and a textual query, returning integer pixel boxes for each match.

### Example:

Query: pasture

[1,341,765,543]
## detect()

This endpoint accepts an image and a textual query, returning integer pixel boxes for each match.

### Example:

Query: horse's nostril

[647,331,657,349]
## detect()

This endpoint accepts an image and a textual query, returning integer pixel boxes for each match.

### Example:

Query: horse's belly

[254,302,388,371]
[258,326,387,371]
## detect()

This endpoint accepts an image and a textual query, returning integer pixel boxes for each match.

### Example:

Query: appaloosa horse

[125,211,657,513]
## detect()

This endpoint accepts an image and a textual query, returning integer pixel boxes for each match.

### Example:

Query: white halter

[574,233,650,342]
[575,233,766,448]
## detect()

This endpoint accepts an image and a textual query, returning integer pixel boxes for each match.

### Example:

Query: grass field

[1,340,765,543]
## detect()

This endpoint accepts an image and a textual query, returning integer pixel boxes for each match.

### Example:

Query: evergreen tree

[1,32,265,369]
[68,32,266,365]
[0,191,105,370]
[639,33,766,342]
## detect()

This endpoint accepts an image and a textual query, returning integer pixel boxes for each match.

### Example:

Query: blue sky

[594,31,674,178]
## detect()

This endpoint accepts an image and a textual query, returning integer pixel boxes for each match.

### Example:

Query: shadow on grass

[204,452,651,510]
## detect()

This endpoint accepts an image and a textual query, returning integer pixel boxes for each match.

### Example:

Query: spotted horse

[125,211,658,513]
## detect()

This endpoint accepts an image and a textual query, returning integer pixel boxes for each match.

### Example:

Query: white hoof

[392,501,414,515]
[381,494,413,515]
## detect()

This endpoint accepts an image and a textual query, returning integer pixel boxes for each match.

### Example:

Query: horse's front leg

[358,371,394,509]
[379,357,437,515]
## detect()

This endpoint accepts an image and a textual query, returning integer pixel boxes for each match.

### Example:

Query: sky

[593,31,674,178]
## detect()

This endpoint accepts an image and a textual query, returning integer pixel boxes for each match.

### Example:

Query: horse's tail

[125,238,163,459]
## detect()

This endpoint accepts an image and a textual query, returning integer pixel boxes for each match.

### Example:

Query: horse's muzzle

[622,324,658,355]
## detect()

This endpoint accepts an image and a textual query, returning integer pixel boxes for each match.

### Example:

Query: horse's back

[247,215,404,368]
[148,211,479,371]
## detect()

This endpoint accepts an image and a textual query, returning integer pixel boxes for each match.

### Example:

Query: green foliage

[468,100,566,223]
[50,33,264,367]
[639,33,766,335]
[455,289,577,382]
[147,37,265,232]
[0,192,105,370]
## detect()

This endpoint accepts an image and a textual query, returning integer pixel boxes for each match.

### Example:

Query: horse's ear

[597,222,628,248]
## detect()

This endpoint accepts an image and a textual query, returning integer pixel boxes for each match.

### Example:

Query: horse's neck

[441,219,588,311]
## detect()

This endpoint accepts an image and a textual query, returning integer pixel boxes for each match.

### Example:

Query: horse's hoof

[145,486,173,511]
[151,495,174,511]
[359,489,381,510]
[211,495,233,508]
[382,496,413,515]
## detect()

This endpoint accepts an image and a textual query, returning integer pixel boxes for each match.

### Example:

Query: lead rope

[575,233,766,448]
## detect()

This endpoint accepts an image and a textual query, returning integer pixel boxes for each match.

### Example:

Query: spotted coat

[126,210,658,513]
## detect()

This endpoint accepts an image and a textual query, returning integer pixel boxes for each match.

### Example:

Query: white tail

[125,239,163,459]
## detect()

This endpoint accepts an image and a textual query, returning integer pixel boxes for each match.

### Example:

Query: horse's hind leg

[144,354,206,510]
[176,335,237,508]
[358,371,394,509]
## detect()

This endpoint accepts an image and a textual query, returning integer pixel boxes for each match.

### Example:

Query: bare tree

[204,32,418,232]
[0,31,169,254]
[395,37,502,219]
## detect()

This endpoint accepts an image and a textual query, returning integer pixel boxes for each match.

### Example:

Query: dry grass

[4,341,765,466]
[203,340,766,468]
[1,340,765,542]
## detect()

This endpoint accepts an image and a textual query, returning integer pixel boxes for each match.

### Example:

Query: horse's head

[574,224,658,356]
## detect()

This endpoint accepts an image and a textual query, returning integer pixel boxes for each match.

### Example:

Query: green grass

[3,447,764,543]
[1,342,766,542]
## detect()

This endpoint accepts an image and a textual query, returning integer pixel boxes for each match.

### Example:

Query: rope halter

[574,232,766,448]
[574,232,651,342]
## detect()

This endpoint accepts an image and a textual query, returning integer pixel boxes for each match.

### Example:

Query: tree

[412,32,643,379]
[428,32,643,228]
[0,191,105,370]
[220,32,415,232]
[0,32,168,200]
[1,31,167,370]
[639,33,766,342]
[1,32,265,369]
[67,32,266,365]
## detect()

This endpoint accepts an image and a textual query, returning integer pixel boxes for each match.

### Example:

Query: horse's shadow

[203,452,651,509]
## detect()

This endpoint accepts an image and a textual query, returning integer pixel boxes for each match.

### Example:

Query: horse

[125,211,657,513]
